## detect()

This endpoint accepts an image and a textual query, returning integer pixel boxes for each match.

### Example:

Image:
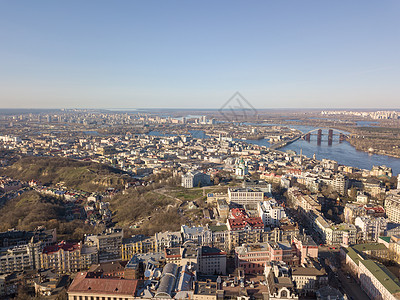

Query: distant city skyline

[0,1,399,109]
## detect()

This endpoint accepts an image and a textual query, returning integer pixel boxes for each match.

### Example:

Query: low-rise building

[359,259,400,300]
[67,272,138,300]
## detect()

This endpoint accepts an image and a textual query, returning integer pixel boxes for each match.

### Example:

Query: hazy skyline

[1,1,399,109]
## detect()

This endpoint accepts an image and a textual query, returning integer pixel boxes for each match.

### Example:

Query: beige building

[228,187,264,205]
[68,272,138,300]
[121,235,156,260]
[385,191,400,223]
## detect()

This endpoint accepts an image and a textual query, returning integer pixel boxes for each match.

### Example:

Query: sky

[0,1,399,109]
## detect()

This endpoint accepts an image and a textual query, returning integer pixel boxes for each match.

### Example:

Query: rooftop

[361,260,400,295]
[68,272,138,296]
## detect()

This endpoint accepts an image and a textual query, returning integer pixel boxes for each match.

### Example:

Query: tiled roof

[228,217,264,230]
[68,272,138,296]
[43,241,80,254]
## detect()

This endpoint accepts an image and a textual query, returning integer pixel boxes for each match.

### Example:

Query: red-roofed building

[41,241,81,273]
[230,208,248,219]
[227,216,264,249]
[364,205,385,217]
[286,169,302,176]
[227,217,264,231]
[67,272,138,300]
[41,241,98,273]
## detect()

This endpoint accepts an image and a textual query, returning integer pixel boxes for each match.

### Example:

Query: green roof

[361,260,400,295]
[209,225,228,232]
[379,236,391,243]
[352,243,387,252]
[343,247,363,265]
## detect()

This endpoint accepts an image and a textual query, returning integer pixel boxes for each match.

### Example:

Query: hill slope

[0,156,131,192]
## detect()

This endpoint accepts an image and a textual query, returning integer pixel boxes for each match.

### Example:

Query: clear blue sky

[0,1,399,109]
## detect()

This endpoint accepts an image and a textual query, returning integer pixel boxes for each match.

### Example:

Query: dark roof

[88,261,128,274]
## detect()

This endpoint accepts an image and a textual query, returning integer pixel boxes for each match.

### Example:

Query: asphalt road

[318,247,370,300]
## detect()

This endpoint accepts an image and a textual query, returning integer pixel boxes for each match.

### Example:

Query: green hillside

[0,190,95,240]
[0,156,131,192]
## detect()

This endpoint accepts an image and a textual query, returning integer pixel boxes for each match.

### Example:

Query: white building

[181,171,211,188]
[359,259,400,300]
[180,225,212,246]
[228,187,264,205]
[356,192,368,204]
[234,158,248,179]
[355,216,387,242]
[332,174,348,196]
[258,199,287,227]
[154,231,182,251]
[385,191,400,223]
[324,223,357,246]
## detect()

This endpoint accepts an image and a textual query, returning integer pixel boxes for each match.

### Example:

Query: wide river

[246,124,400,176]
[149,124,400,175]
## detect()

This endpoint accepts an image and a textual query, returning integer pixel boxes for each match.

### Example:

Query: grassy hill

[110,189,184,235]
[0,156,131,192]
[0,190,95,240]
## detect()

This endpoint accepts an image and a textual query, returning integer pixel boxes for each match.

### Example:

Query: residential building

[324,223,357,246]
[40,241,98,273]
[154,231,183,251]
[355,216,388,242]
[235,243,269,274]
[0,242,41,274]
[385,191,400,223]
[121,235,156,260]
[258,199,287,227]
[40,241,81,273]
[85,228,123,263]
[292,235,318,264]
[198,246,226,275]
[267,241,298,265]
[291,259,328,295]
[332,174,348,196]
[181,225,212,246]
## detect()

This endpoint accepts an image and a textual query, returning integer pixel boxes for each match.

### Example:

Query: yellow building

[121,236,156,261]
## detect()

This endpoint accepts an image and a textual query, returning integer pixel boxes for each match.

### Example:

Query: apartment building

[85,228,123,263]
[40,241,98,273]
[198,246,226,275]
[121,235,156,260]
[355,216,387,242]
[385,191,400,223]
[235,243,269,274]
[258,199,287,227]
[228,187,264,205]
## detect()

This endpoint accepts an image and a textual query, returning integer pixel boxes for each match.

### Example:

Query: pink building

[293,235,318,264]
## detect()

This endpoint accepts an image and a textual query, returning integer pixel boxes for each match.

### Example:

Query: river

[148,125,400,175]
[246,123,400,176]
